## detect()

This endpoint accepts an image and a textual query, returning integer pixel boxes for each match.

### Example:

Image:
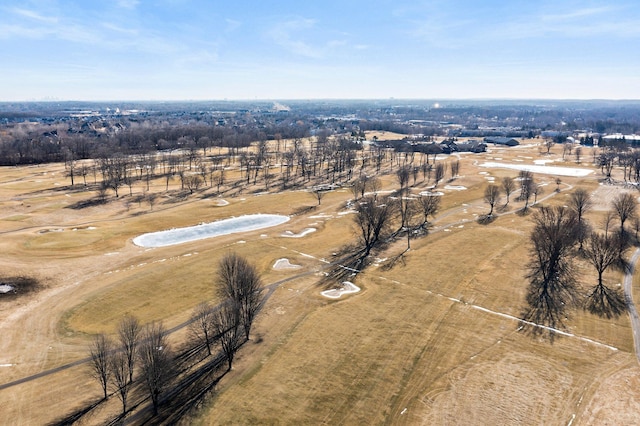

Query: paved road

[623,248,640,363]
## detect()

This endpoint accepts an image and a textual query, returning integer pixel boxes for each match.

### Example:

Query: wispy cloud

[116,0,140,9]
[225,18,241,32]
[495,5,640,39]
[10,7,58,24]
[267,18,322,58]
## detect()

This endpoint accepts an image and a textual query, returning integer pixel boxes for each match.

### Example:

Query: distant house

[440,139,487,153]
[455,140,487,153]
[484,137,519,146]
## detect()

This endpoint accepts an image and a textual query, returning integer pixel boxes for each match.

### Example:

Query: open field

[1,139,639,425]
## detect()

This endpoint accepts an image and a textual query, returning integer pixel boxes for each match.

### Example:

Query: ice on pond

[133,214,290,248]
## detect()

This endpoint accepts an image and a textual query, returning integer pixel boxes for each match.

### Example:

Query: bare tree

[483,184,501,216]
[354,195,396,258]
[583,232,627,318]
[416,194,440,228]
[569,188,593,224]
[89,333,113,400]
[502,176,515,205]
[184,174,203,194]
[602,210,616,238]
[569,188,593,249]
[217,253,264,340]
[396,165,411,191]
[575,146,582,163]
[118,315,141,383]
[110,351,131,416]
[433,162,446,187]
[612,192,637,236]
[212,301,242,371]
[450,160,460,179]
[350,175,368,201]
[522,206,579,339]
[189,302,216,356]
[518,170,534,211]
[139,322,174,415]
[311,187,327,206]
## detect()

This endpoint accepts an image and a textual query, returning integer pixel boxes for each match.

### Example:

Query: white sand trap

[480,162,593,177]
[214,199,229,206]
[0,284,15,293]
[444,185,467,191]
[321,281,361,299]
[281,228,316,238]
[273,258,302,270]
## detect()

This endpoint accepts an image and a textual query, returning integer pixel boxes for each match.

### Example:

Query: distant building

[483,137,519,146]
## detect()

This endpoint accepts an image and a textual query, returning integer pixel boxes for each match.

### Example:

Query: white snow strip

[281,228,316,238]
[470,305,617,351]
[0,285,14,293]
[480,162,593,177]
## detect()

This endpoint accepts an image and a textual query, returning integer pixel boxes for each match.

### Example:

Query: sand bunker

[444,185,468,191]
[273,258,302,270]
[419,191,444,196]
[321,281,361,299]
[281,228,316,238]
[214,199,229,206]
[480,162,593,177]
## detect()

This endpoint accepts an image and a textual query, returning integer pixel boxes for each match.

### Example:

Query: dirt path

[623,247,640,363]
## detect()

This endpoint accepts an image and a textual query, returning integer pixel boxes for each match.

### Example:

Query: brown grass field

[0,138,639,425]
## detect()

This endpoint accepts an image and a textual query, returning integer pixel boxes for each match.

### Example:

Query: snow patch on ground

[281,228,316,238]
[534,159,555,165]
[321,281,361,299]
[480,162,593,177]
[0,284,15,293]
[444,185,467,191]
[419,191,444,196]
[214,199,229,206]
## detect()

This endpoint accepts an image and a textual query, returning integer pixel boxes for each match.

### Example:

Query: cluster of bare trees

[87,252,264,421]
[89,315,173,416]
[521,189,636,339]
[480,172,544,220]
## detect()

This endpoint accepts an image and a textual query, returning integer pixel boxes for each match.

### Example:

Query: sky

[1,0,639,101]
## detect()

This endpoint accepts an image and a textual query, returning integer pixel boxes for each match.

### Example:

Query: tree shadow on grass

[476,214,497,225]
[584,284,627,318]
[49,398,105,426]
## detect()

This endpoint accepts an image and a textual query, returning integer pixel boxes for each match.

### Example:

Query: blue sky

[1,0,639,101]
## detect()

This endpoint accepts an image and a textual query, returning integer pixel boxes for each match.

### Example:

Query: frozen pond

[133,214,290,248]
[480,162,593,177]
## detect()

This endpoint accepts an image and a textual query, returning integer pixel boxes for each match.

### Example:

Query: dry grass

[0,142,639,425]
